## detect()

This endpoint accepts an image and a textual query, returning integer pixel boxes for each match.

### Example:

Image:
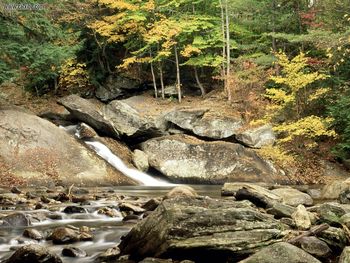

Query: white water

[60,125,171,186]
[85,140,170,186]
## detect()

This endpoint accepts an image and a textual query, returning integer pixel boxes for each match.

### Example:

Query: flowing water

[0,185,221,262]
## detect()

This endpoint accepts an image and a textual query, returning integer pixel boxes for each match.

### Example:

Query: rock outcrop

[235,124,276,148]
[0,107,136,186]
[141,134,284,184]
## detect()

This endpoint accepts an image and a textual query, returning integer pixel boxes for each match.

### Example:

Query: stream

[0,185,221,262]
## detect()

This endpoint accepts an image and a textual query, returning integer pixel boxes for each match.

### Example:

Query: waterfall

[60,125,171,186]
[85,140,170,186]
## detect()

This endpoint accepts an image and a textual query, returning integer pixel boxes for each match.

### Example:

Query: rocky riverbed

[2,183,350,263]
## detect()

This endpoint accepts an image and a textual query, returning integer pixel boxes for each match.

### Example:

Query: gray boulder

[163,107,242,140]
[95,75,139,102]
[271,188,313,207]
[239,242,321,263]
[0,106,136,186]
[132,150,149,172]
[339,247,350,263]
[236,124,275,148]
[119,197,287,262]
[141,135,284,184]
[5,244,62,263]
[2,212,31,227]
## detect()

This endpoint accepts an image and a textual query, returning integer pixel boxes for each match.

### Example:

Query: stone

[236,124,276,148]
[164,186,197,200]
[119,203,145,214]
[63,206,87,214]
[239,242,321,263]
[142,135,284,184]
[97,246,121,262]
[292,205,311,230]
[339,246,350,263]
[119,197,287,262]
[10,187,21,194]
[6,244,62,263]
[340,213,350,228]
[62,247,87,257]
[23,229,43,241]
[319,226,347,250]
[271,188,313,207]
[142,198,161,211]
[339,188,350,204]
[224,183,282,208]
[139,258,173,263]
[299,236,331,258]
[48,227,79,244]
[2,212,31,227]
[0,106,136,186]
[163,107,243,140]
[132,150,149,172]
[266,203,295,218]
[315,203,346,225]
[320,180,350,199]
[76,122,98,139]
[95,75,139,102]
[97,207,122,217]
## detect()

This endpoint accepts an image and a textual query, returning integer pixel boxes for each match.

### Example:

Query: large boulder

[58,95,164,140]
[141,134,285,184]
[163,107,242,140]
[239,242,321,263]
[235,124,276,148]
[119,197,287,262]
[0,107,136,186]
[271,188,313,207]
[5,244,62,263]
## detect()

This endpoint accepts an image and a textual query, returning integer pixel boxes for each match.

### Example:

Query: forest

[1,0,350,181]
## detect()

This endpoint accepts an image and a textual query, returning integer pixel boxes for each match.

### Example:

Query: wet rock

[48,227,79,244]
[79,231,93,241]
[142,198,161,211]
[10,187,21,194]
[2,212,31,227]
[299,236,331,258]
[271,188,313,207]
[164,186,197,200]
[142,135,283,184]
[23,229,43,241]
[63,206,87,214]
[235,124,275,148]
[266,203,295,218]
[47,213,63,220]
[239,242,321,263]
[132,149,149,172]
[62,247,87,257]
[292,205,311,230]
[55,192,70,202]
[339,246,350,263]
[71,195,88,203]
[97,246,121,262]
[71,187,89,195]
[98,207,122,217]
[224,183,282,208]
[320,180,350,199]
[163,107,243,140]
[6,244,62,263]
[119,203,145,214]
[119,197,287,262]
[123,214,140,222]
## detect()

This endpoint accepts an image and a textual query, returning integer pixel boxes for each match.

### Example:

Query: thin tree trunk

[159,61,165,99]
[150,51,158,98]
[225,0,231,101]
[219,0,226,92]
[174,45,182,103]
[194,67,205,96]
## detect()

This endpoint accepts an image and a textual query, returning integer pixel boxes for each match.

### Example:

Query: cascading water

[85,140,170,186]
[60,125,171,186]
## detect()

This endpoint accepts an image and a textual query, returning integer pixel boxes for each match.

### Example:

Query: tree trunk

[174,45,182,103]
[225,0,232,101]
[219,0,226,93]
[159,62,165,99]
[194,67,205,96]
[150,51,158,98]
